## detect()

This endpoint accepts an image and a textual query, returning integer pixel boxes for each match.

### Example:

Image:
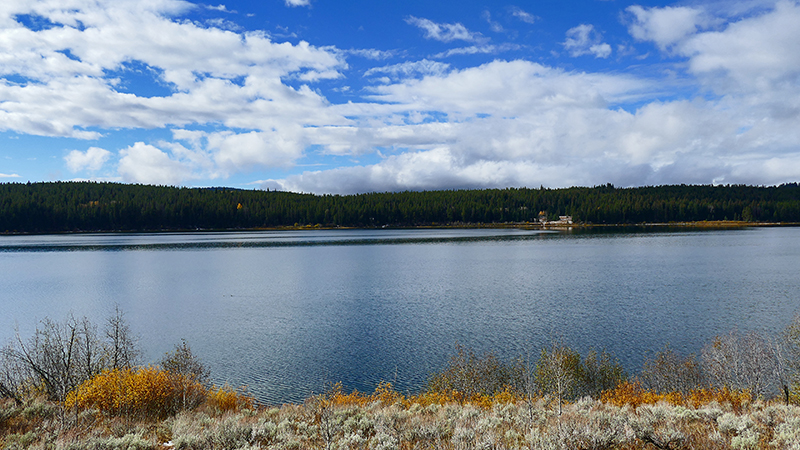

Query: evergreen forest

[2,181,800,233]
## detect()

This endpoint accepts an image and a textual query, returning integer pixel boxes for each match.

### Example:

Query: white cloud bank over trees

[1,0,800,193]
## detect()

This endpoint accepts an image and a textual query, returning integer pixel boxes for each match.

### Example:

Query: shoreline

[2,220,798,236]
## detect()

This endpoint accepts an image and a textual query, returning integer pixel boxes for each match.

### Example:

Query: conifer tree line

[2,181,800,233]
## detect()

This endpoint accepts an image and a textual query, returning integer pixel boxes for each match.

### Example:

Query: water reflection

[0,229,550,252]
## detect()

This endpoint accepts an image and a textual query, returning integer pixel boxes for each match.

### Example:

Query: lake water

[1,227,799,404]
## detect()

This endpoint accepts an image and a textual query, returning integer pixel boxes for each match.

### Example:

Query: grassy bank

[3,383,800,449]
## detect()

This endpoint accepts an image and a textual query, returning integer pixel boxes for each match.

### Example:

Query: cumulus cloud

[626,5,710,51]
[0,0,344,139]
[405,16,486,43]
[364,60,650,117]
[65,147,112,172]
[0,173,21,178]
[679,1,800,94]
[118,142,192,185]
[629,1,800,128]
[564,24,612,58]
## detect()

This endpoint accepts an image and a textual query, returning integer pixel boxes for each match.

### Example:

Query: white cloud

[405,16,485,43]
[206,4,231,12]
[678,0,800,94]
[207,130,305,173]
[365,60,648,117]
[482,11,504,33]
[365,59,451,79]
[345,48,397,60]
[65,147,112,172]
[118,142,192,185]
[509,7,536,24]
[0,0,345,140]
[285,0,310,7]
[0,173,21,178]
[628,1,800,129]
[626,5,710,51]
[564,24,612,58]
[433,43,521,58]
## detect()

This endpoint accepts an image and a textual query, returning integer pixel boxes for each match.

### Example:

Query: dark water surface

[1,227,799,404]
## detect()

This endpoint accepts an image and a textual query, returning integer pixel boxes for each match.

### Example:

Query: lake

[1,227,799,404]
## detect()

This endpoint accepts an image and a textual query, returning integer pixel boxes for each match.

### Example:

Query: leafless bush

[159,339,209,411]
[104,305,141,371]
[641,344,706,396]
[0,307,140,403]
[579,348,627,399]
[159,339,209,385]
[426,344,523,398]
[702,330,782,399]
[535,340,581,415]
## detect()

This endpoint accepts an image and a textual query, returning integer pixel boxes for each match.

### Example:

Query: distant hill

[2,181,799,233]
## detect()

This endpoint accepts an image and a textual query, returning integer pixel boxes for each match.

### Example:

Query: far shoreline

[2,220,799,236]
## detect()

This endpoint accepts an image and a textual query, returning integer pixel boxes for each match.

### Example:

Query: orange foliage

[686,387,752,411]
[600,380,675,408]
[319,381,523,410]
[600,380,752,410]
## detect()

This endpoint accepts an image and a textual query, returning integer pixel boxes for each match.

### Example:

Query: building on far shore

[538,212,573,226]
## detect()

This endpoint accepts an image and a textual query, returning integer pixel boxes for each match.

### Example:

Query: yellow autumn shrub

[205,384,255,412]
[65,366,206,420]
[600,380,752,410]
[317,381,523,410]
[600,380,682,408]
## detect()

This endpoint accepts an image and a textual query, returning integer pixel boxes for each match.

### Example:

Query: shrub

[206,384,255,413]
[426,345,523,398]
[702,330,782,399]
[600,379,752,411]
[577,348,627,399]
[64,366,206,420]
[535,341,583,414]
[159,340,209,386]
[641,344,705,395]
[600,380,679,408]
[1,309,140,404]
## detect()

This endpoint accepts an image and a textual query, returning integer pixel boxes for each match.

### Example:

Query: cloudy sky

[1,0,799,193]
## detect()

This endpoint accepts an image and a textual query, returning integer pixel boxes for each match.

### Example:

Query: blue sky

[1,0,799,193]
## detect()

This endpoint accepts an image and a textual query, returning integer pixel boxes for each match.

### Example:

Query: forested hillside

[2,181,800,232]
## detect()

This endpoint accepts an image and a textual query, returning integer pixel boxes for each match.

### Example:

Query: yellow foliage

[600,380,679,408]
[318,382,523,410]
[206,385,255,412]
[65,366,206,420]
[686,386,752,411]
[600,380,751,410]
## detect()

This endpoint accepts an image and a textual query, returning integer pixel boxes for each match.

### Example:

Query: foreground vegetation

[4,385,800,449]
[3,310,800,449]
[3,181,800,233]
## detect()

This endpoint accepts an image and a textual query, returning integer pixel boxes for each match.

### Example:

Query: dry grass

[3,383,800,449]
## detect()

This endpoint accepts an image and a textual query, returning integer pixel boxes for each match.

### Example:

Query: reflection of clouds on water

[0,229,548,252]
